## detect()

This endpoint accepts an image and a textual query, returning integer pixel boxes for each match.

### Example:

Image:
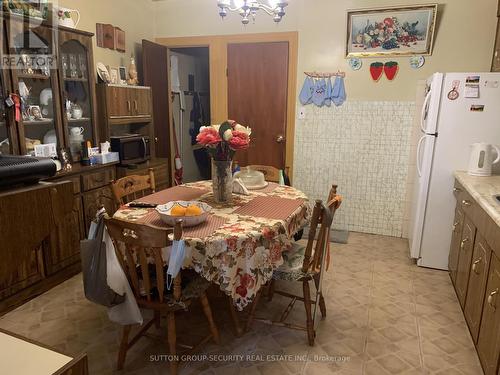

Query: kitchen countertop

[454,171,500,226]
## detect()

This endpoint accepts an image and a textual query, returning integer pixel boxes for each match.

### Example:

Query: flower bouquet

[197,120,251,203]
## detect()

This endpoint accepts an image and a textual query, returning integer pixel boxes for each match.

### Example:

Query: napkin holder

[233,178,249,195]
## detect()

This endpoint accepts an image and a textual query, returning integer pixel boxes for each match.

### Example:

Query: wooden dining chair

[111,168,156,205]
[246,194,342,346]
[105,217,220,374]
[247,165,281,183]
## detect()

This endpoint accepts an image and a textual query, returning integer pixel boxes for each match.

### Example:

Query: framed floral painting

[346,4,438,57]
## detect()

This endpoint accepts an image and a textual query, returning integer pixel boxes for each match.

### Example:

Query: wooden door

[464,233,492,343]
[477,254,500,375]
[142,40,171,159]
[455,217,476,307]
[492,20,500,72]
[449,207,465,284]
[227,42,289,169]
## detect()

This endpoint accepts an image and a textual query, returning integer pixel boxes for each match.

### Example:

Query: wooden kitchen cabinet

[449,207,465,284]
[116,158,171,191]
[46,196,85,275]
[464,233,492,343]
[477,253,500,375]
[98,85,152,121]
[455,216,477,307]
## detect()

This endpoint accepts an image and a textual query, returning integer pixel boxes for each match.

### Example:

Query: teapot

[468,143,500,176]
[56,7,80,28]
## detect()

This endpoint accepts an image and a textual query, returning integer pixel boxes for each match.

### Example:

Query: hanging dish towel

[331,76,346,106]
[324,77,333,107]
[312,78,327,107]
[299,76,314,105]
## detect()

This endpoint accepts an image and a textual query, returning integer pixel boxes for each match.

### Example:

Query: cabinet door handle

[462,200,471,207]
[460,238,469,250]
[453,187,462,193]
[126,100,131,113]
[472,258,482,275]
[134,100,138,113]
[452,221,459,231]
[487,289,498,310]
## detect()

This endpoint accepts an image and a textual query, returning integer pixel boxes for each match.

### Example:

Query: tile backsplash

[293,101,415,237]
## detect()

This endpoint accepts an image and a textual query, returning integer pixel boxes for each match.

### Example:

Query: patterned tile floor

[0,233,484,375]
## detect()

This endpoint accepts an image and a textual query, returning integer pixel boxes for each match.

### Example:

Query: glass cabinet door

[5,19,62,156]
[58,31,97,161]
[0,31,17,156]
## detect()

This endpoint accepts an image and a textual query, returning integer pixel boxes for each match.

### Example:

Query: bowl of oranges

[155,201,212,227]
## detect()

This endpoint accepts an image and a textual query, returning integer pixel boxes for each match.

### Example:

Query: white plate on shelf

[96,62,111,83]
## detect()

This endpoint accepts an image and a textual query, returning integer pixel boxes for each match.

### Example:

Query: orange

[185,204,203,216]
[170,204,186,216]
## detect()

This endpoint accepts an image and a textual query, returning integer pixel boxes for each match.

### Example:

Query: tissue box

[94,152,119,164]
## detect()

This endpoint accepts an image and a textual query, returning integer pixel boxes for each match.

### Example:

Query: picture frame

[96,23,115,50]
[4,0,49,20]
[346,4,438,58]
[108,66,119,85]
[119,66,127,85]
[114,27,126,53]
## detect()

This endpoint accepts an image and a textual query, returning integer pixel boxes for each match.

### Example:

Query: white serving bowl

[156,201,212,227]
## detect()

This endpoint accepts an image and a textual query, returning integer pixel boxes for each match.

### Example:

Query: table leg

[228,297,243,337]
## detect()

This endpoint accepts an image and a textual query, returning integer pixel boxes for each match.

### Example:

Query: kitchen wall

[150,0,497,237]
[56,0,155,69]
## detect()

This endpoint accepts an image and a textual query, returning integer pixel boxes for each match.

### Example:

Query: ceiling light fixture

[217,0,289,25]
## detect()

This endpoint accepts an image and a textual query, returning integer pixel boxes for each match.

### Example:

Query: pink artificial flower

[196,127,221,146]
[228,130,250,150]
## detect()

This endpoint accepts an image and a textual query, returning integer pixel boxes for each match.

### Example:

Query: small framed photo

[119,66,127,85]
[108,66,119,84]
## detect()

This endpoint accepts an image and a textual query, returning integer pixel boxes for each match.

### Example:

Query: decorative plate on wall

[349,57,362,71]
[410,55,425,69]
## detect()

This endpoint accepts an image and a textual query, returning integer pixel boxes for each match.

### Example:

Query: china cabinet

[5,18,64,156]
[57,28,98,161]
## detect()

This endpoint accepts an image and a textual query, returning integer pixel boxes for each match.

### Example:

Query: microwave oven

[110,135,151,166]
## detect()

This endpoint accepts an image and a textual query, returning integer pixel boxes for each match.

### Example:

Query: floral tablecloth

[113,181,311,310]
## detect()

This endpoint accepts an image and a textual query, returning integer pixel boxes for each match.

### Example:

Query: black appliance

[110,134,151,166]
[0,155,56,188]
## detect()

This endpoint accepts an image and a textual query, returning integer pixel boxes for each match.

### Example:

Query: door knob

[276,134,285,143]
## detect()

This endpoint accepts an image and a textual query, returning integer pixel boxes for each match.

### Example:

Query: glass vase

[211,159,233,204]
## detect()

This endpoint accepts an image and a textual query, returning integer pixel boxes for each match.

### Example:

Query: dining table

[113,180,311,311]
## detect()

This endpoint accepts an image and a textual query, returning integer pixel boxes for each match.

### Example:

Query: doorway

[169,47,211,183]
[155,32,298,181]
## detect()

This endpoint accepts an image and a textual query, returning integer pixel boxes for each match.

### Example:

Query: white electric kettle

[468,143,500,176]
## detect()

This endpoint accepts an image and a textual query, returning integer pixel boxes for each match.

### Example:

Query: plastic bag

[104,227,143,325]
[80,214,125,307]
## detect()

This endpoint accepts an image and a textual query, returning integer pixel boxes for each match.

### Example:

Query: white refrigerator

[409,72,500,270]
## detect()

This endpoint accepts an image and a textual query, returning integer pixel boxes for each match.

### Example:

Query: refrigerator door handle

[416,135,430,177]
[420,91,432,133]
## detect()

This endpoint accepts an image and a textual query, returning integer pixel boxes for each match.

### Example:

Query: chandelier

[217,1,289,25]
